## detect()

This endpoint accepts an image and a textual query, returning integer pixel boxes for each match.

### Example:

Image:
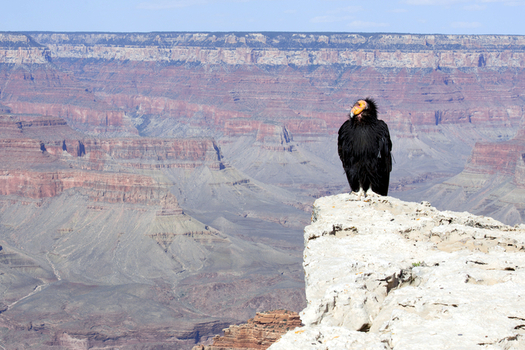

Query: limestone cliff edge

[270,193,525,349]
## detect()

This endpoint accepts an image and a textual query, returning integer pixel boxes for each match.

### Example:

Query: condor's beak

[350,100,366,118]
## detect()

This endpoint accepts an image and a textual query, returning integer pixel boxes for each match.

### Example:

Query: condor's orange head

[350,100,367,119]
[349,98,378,121]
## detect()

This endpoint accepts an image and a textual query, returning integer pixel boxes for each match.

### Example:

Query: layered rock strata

[19,32,525,68]
[1,32,524,136]
[0,170,179,207]
[1,32,525,218]
[193,310,302,350]
[270,193,525,349]
[0,113,225,209]
[1,113,225,169]
[3,31,524,225]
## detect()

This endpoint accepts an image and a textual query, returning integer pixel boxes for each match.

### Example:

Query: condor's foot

[349,189,375,201]
[355,188,366,201]
[349,189,380,202]
[364,189,380,201]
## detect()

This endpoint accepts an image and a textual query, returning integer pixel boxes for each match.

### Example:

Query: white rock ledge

[269,193,525,349]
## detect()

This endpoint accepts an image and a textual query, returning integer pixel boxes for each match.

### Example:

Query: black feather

[338,98,392,196]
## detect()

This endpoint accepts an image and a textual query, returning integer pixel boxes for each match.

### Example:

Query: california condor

[338,98,392,198]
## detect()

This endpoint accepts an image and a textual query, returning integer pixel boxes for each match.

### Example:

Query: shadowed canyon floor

[0,32,524,348]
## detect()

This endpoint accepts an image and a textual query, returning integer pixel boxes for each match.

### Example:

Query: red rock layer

[192,310,302,350]
[5,101,132,135]
[65,61,525,135]
[0,114,224,171]
[463,122,525,188]
[0,115,76,139]
[467,141,525,176]
[0,113,220,209]
[48,138,224,171]
[0,65,136,134]
[0,169,180,207]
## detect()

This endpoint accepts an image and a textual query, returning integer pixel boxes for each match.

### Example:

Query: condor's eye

[358,100,366,108]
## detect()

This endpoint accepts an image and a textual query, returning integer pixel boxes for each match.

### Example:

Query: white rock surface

[269,193,525,349]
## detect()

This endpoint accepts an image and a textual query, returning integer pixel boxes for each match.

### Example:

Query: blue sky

[1,0,524,35]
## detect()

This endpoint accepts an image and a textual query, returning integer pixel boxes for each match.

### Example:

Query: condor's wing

[377,120,392,173]
[337,119,354,170]
[371,120,392,195]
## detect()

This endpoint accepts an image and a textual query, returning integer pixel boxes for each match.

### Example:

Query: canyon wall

[17,32,525,68]
[2,31,520,225]
[1,32,524,136]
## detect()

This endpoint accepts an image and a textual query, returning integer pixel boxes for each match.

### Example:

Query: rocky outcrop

[5,101,130,133]
[0,114,81,141]
[193,310,302,350]
[270,193,525,349]
[464,114,525,181]
[0,32,49,64]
